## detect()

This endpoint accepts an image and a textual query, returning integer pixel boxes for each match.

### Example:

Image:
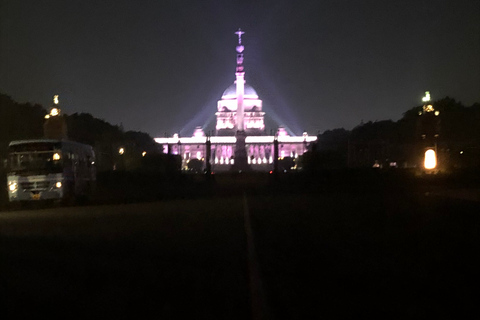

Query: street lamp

[424,149,437,170]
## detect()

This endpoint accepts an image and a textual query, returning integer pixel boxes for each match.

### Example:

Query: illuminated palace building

[155,29,317,171]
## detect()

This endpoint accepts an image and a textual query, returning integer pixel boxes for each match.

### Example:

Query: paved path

[243,193,271,320]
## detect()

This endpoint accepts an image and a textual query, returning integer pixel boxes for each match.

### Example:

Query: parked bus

[6,139,96,203]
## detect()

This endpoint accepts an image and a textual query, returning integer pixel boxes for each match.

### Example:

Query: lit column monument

[418,91,440,171]
[232,28,250,171]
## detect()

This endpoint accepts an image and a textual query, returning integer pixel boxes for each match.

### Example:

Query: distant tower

[418,91,440,171]
[44,95,68,139]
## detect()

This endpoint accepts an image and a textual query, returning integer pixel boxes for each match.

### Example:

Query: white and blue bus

[6,139,96,203]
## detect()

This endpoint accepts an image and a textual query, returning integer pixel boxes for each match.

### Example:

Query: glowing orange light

[50,108,59,116]
[424,149,436,169]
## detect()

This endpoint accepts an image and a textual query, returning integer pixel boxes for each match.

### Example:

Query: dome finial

[235,28,244,44]
[235,29,245,72]
[235,28,245,54]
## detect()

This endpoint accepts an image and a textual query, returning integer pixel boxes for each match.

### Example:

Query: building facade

[155,29,317,171]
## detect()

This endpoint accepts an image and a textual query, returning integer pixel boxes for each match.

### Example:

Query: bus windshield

[8,142,63,174]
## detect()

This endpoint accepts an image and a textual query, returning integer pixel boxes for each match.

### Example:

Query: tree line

[0,93,178,173]
[305,97,480,170]
[2,92,479,173]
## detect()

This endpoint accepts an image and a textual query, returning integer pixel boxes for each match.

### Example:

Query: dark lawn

[1,170,480,319]
[249,191,480,319]
[0,198,249,319]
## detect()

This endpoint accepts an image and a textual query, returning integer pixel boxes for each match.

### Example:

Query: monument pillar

[232,28,250,171]
[205,136,212,176]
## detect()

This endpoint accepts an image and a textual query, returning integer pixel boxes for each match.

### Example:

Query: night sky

[1,0,479,137]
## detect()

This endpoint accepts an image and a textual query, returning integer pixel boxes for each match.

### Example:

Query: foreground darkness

[1,170,480,318]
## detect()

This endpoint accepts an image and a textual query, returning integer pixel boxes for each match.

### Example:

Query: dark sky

[1,0,479,137]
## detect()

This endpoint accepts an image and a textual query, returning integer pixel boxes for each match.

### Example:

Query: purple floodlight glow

[180,93,220,136]
[255,72,303,135]
[264,109,296,136]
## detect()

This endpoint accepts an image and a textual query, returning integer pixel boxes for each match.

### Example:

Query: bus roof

[8,139,92,149]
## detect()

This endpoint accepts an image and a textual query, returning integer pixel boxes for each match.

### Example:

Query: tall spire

[235,28,245,131]
[235,28,244,43]
[235,28,245,73]
[232,28,249,171]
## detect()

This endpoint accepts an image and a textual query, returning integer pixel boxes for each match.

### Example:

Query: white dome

[221,83,259,100]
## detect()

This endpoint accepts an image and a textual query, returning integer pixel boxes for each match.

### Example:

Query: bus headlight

[55,181,62,188]
[8,182,18,192]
